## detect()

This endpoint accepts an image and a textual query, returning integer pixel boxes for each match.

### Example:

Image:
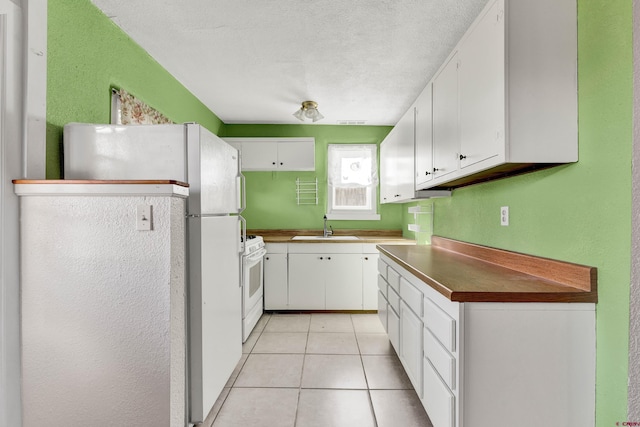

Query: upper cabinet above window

[224,137,315,171]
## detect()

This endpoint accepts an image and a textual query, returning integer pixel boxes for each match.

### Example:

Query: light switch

[137,204,152,231]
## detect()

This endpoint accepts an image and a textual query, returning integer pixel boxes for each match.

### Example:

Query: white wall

[0,0,46,425]
[0,2,24,426]
[630,0,640,419]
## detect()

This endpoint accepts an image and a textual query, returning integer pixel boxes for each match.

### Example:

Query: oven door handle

[245,247,267,263]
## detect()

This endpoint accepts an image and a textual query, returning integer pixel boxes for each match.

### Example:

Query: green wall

[222,124,402,230]
[46,0,224,178]
[403,0,633,423]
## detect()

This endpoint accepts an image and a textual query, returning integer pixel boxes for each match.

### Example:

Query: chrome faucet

[323,215,333,237]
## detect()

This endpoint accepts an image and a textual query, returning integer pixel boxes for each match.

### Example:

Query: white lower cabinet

[362,250,380,310]
[288,254,326,310]
[399,301,424,397]
[378,253,596,427]
[284,243,372,310]
[325,254,363,310]
[387,306,400,352]
[377,291,388,331]
[423,357,455,427]
[264,244,288,310]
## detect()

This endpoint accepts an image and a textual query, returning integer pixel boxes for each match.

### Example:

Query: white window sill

[325,213,381,221]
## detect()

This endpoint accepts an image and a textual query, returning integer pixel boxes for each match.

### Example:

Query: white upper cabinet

[223,138,315,171]
[380,135,397,204]
[415,0,577,190]
[432,53,460,182]
[380,106,418,203]
[458,0,505,171]
[415,84,434,190]
[395,106,417,200]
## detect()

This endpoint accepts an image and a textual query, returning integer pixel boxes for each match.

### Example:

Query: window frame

[326,144,380,221]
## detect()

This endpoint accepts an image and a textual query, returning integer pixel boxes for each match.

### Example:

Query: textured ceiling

[91,0,489,126]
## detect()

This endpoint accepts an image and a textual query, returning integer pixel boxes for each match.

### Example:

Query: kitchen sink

[291,235,360,240]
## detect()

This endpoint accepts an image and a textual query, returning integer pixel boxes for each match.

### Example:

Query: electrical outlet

[137,204,153,231]
[500,206,509,226]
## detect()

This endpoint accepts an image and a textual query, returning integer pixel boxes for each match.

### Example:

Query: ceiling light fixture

[293,100,324,123]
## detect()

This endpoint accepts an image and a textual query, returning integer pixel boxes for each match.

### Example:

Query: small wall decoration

[111,88,173,125]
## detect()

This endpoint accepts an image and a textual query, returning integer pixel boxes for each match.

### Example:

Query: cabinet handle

[266,257,270,260]
[459,154,467,160]
[425,171,431,176]
[319,257,323,260]
[272,161,276,165]
[364,257,369,260]
[280,162,283,165]
[433,168,439,172]
[327,257,331,260]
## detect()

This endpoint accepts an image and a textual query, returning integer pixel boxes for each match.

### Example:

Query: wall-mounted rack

[408,204,434,244]
[296,178,318,205]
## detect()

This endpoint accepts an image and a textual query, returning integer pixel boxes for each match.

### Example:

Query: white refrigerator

[64,123,245,423]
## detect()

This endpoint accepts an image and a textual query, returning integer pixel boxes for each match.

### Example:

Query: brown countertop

[250,229,415,245]
[378,236,597,303]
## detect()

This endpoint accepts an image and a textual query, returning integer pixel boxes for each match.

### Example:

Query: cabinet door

[458,0,505,169]
[362,253,380,310]
[400,301,424,398]
[415,84,434,189]
[264,253,288,310]
[288,254,325,309]
[277,140,315,171]
[325,254,363,310]
[380,136,397,204]
[432,53,460,181]
[388,306,400,353]
[378,291,389,331]
[395,106,416,201]
[240,140,278,170]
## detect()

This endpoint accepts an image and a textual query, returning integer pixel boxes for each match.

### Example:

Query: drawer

[425,297,456,352]
[265,243,287,254]
[387,267,401,294]
[377,258,388,278]
[387,285,400,315]
[400,277,423,318]
[377,291,388,332]
[424,327,455,390]
[423,357,455,427]
[388,307,400,353]
[377,275,388,297]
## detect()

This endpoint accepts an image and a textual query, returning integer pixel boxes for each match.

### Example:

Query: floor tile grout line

[210,314,272,426]
[353,314,381,427]
[215,313,399,427]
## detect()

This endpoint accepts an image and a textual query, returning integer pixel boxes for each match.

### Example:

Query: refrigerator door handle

[239,216,247,255]
[239,216,247,288]
[238,173,246,213]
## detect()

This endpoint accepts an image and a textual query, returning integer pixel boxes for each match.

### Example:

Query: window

[326,144,380,220]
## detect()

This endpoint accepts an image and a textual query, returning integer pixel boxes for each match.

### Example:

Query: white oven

[241,235,266,342]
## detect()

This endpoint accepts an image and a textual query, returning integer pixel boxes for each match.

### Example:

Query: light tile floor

[201,313,433,427]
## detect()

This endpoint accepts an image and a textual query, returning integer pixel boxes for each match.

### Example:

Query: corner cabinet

[223,137,315,171]
[412,0,577,191]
